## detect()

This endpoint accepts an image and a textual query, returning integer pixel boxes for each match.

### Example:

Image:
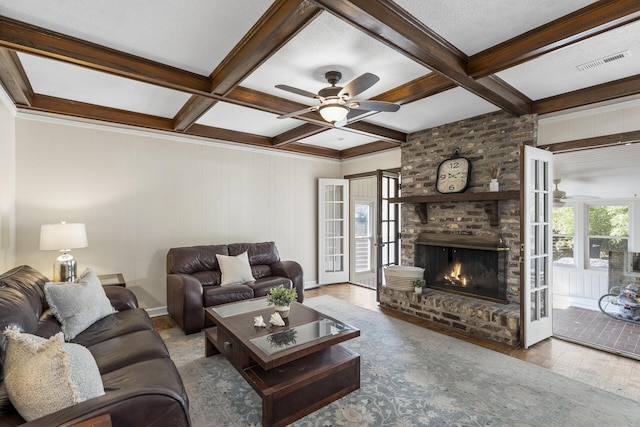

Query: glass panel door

[319,178,349,284]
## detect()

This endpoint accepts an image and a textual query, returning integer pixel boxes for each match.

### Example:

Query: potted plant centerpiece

[266,285,298,318]
[413,279,426,295]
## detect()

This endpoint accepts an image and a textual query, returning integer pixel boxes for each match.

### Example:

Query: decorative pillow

[216,251,254,285]
[3,327,105,421]
[44,268,116,340]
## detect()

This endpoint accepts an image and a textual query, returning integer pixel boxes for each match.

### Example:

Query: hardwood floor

[154,283,640,402]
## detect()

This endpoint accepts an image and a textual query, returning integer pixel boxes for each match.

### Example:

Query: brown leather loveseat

[0,265,190,427]
[166,241,303,334]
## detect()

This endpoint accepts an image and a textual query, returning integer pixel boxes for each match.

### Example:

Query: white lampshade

[319,103,349,123]
[40,222,88,251]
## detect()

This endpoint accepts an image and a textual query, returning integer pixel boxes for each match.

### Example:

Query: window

[553,206,575,266]
[354,201,373,273]
[587,205,628,269]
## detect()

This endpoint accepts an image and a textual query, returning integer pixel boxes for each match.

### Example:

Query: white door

[319,178,349,284]
[523,145,554,348]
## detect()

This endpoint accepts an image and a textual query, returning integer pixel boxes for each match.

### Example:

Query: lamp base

[54,252,77,282]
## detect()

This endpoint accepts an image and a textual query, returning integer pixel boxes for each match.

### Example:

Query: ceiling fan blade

[338,73,379,98]
[350,100,400,113]
[275,84,318,99]
[334,117,348,127]
[277,106,317,119]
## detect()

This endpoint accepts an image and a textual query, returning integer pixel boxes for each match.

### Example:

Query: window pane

[354,204,370,237]
[553,236,574,264]
[355,238,371,272]
[588,205,629,269]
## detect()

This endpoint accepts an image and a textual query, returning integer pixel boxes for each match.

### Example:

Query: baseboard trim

[146,306,168,318]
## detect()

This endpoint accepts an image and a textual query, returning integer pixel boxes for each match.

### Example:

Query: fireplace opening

[415,233,508,303]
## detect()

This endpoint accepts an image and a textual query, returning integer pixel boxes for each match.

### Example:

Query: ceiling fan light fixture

[319,103,349,123]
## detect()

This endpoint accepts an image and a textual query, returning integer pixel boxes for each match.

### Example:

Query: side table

[98,273,126,287]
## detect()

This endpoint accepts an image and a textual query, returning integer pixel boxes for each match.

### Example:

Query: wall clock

[436,149,471,193]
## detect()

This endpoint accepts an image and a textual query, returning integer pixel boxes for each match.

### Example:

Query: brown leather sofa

[0,265,190,427]
[166,241,304,334]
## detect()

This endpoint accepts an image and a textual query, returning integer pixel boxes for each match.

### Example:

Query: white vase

[274,305,290,318]
[414,287,423,294]
[489,179,499,192]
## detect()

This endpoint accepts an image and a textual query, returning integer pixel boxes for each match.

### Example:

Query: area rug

[160,296,640,426]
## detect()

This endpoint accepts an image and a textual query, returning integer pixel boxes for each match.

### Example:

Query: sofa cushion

[3,328,104,421]
[71,308,153,347]
[203,284,254,307]
[166,244,228,275]
[229,241,280,265]
[88,330,169,375]
[0,265,48,319]
[249,276,294,298]
[45,268,116,340]
[216,251,254,285]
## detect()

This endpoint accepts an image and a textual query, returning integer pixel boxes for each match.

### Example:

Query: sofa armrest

[20,387,190,427]
[103,287,138,311]
[271,260,304,303]
[167,273,204,334]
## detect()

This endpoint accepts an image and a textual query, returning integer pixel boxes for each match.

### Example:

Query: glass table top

[250,318,354,356]
[210,298,270,318]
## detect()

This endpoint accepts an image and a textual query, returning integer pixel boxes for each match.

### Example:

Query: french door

[522,145,554,348]
[377,171,401,291]
[318,178,349,284]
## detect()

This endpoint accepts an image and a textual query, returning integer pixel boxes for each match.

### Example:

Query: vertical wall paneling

[14,114,341,310]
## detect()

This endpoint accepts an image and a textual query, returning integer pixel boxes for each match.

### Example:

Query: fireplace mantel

[389,190,520,226]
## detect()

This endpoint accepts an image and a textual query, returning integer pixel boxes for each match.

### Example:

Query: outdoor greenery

[266,285,298,307]
[553,205,629,262]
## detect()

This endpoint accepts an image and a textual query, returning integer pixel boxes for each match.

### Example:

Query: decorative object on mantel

[383,266,425,291]
[269,312,286,327]
[436,148,471,194]
[253,315,266,328]
[486,164,501,192]
[266,285,298,318]
[413,279,426,294]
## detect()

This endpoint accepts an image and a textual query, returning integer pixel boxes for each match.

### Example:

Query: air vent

[577,50,631,71]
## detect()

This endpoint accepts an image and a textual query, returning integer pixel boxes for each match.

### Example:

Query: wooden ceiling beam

[0,47,33,106]
[29,95,175,130]
[271,123,326,147]
[469,0,640,78]
[313,0,532,115]
[341,141,400,158]
[533,74,640,115]
[373,72,455,104]
[0,16,211,94]
[538,130,640,153]
[172,0,321,131]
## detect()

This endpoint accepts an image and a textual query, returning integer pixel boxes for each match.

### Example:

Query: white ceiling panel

[0,0,272,76]
[394,0,596,55]
[299,128,379,151]
[19,53,191,118]
[366,88,500,133]
[497,20,640,100]
[196,102,302,137]
[242,11,429,104]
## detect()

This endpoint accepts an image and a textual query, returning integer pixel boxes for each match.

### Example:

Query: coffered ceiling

[1,0,639,159]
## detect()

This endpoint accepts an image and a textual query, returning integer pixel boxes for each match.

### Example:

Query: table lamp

[39,221,88,282]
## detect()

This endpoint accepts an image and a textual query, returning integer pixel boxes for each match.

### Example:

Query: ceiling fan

[553,179,599,205]
[275,71,400,126]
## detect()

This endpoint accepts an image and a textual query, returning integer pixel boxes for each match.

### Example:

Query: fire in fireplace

[415,233,508,302]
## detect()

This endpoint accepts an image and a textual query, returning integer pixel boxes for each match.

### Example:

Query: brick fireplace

[380,111,537,347]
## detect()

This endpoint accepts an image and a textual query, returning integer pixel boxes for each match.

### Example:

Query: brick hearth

[380,288,520,346]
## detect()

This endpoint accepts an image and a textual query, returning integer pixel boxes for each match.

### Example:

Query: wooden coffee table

[204,298,360,427]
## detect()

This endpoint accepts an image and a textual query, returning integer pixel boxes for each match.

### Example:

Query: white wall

[14,114,341,311]
[0,89,16,272]
[340,148,400,177]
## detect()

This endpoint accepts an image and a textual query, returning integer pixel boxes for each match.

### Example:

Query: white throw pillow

[45,268,116,340]
[216,251,254,285]
[3,327,105,421]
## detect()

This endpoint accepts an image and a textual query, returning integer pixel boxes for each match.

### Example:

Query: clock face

[436,157,471,193]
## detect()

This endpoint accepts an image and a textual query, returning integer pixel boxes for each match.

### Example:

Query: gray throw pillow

[45,268,116,340]
[3,327,105,421]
